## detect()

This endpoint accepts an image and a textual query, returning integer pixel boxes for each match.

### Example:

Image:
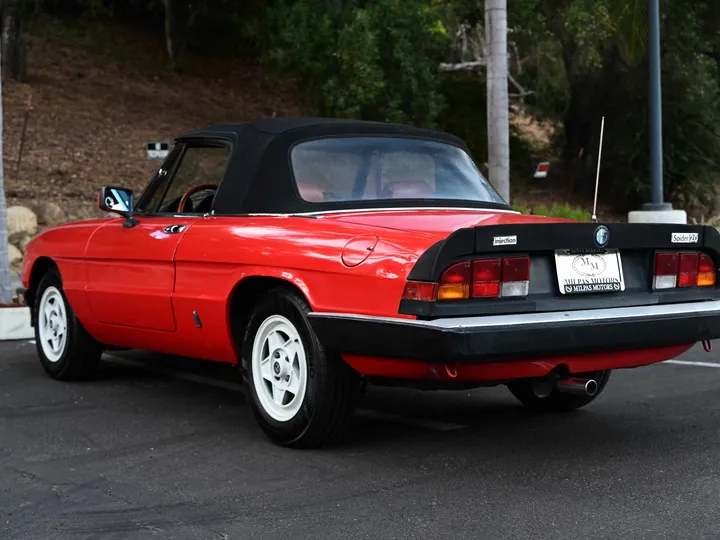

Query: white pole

[485,0,510,203]
[0,41,13,304]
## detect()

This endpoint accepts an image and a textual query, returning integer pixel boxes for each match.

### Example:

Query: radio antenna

[591,116,605,223]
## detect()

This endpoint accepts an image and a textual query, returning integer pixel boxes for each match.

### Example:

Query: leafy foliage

[590,2,719,212]
[508,0,719,213]
[532,203,591,221]
[268,0,448,126]
[512,202,591,221]
[7,0,720,213]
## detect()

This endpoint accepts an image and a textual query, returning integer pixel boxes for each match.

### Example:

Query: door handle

[163,225,186,234]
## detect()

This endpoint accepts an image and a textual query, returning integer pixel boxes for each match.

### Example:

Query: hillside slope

[2,18,632,228]
[2,19,310,221]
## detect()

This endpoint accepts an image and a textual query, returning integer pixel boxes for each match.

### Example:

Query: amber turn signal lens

[437,283,470,300]
[437,261,472,300]
[698,254,716,286]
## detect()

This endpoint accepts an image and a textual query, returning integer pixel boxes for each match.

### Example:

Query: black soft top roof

[179,117,469,143]
[174,118,507,215]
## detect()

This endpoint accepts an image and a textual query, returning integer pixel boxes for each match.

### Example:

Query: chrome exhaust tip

[555,377,598,397]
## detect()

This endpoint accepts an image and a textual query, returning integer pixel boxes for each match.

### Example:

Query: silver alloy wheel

[251,314,308,422]
[38,286,68,363]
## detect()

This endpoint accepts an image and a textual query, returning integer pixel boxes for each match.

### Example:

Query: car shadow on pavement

[74,351,718,463]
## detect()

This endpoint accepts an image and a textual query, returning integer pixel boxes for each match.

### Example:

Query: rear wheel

[243,288,360,448]
[507,370,612,412]
[34,269,103,380]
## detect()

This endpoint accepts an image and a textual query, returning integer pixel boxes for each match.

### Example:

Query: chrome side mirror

[98,186,134,218]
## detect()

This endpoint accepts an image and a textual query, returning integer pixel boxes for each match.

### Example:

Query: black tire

[507,370,612,413]
[34,269,102,380]
[242,287,360,448]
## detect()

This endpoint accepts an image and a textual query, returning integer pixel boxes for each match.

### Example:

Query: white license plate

[554,250,625,294]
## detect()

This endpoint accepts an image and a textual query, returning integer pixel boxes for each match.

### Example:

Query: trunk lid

[399,221,720,318]
[322,208,566,237]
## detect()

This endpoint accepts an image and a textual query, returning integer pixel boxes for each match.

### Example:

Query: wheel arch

[227,275,312,366]
[26,257,60,325]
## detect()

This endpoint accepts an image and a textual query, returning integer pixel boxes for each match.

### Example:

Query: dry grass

[2,18,680,226]
[2,17,311,221]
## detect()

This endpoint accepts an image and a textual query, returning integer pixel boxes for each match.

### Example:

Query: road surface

[1,340,719,539]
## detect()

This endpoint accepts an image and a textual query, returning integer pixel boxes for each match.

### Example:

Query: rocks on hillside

[33,201,65,226]
[6,207,40,270]
[9,231,33,253]
[8,243,23,270]
[7,206,38,237]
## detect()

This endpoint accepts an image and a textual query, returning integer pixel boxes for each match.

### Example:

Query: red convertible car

[18,118,720,447]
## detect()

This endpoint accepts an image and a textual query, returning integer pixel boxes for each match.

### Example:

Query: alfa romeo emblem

[594,225,609,248]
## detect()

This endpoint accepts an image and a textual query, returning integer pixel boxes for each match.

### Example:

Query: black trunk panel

[401,223,720,319]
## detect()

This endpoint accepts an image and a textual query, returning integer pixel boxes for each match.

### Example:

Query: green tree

[0,0,28,81]
[269,0,448,126]
[507,0,719,211]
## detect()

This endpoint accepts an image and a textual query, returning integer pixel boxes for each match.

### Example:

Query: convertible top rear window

[290,137,506,206]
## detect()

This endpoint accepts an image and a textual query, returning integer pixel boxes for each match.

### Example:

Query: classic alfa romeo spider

[18,118,720,447]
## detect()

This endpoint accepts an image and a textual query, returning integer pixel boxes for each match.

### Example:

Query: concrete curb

[628,209,688,224]
[0,306,34,341]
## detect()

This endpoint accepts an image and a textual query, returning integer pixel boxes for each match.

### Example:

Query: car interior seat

[297,182,325,203]
[381,180,433,199]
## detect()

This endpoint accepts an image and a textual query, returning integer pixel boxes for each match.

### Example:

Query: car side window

[138,145,230,215]
[154,145,230,214]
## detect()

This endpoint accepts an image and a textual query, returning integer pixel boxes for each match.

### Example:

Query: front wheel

[34,269,103,380]
[243,288,360,448]
[507,370,612,413]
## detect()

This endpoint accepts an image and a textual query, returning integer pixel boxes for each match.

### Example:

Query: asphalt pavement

[2,339,720,540]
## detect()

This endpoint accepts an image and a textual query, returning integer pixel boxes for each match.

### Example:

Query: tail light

[500,257,531,297]
[438,261,471,300]
[471,259,501,298]
[678,253,699,287]
[698,254,716,286]
[654,252,715,290]
[653,253,679,289]
[401,281,437,302]
[402,256,531,302]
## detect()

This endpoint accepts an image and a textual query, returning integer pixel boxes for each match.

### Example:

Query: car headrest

[383,181,433,199]
[297,182,325,203]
